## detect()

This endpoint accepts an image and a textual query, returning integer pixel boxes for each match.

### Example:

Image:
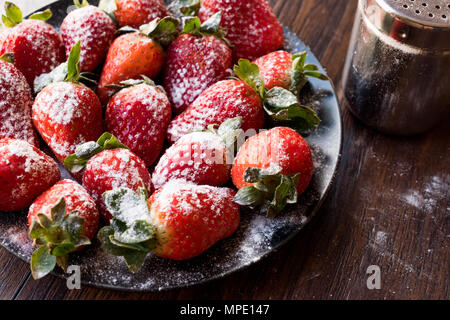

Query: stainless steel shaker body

[342,0,450,135]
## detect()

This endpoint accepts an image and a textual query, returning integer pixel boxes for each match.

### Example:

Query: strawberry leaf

[31,245,57,280]
[64,132,128,173]
[140,17,180,47]
[290,52,329,95]
[182,12,232,47]
[28,198,91,276]
[216,117,243,148]
[34,62,68,93]
[234,165,301,217]
[168,0,200,18]
[234,59,265,98]
[105,75,162,94]
[73,0,89,9]
[2,1,22,27]
[264,87,320,137]
[0,52,14,63]
[98,0,117,22]
[98,188,157,273]
[66,41,81,82]
[28,9,52,21]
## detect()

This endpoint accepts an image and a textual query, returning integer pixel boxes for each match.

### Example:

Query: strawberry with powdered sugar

[0,139,60,212]
[198,0,284,61]
[0,2,64,90]
[232,127,314,217]
[0,57,38,146]
[98,181,240,272]
[105,77,172,167]
[32,43,103,172]
[99,0,170,29]
[28,179,99,279]
[60,0,116,73]
[64,133,153,222]
[167,79,264,144]
[153,117,242,190]
[97,16,180,105]
[162,13,233,114]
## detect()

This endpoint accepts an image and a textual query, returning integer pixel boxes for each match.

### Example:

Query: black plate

[0,0,342,292]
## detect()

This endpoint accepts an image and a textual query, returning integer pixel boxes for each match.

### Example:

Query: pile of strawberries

[0,0,329,279]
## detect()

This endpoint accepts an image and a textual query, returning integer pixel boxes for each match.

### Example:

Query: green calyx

[64,132,129,173]
[234,59,320,136]
[168,0,201,18]
[106,75,165,94]
[234,165,301,218]
[34,42,97,92]
[2,2,52,28]
[117,17,180,47]
[206,116,243,148]
[2,1,22,27]
[98,0,117,22]
[98,188,157,273]
[0,52,14,64]
[74,0,90,9]
[290,52,329,95]
[182,12,232,47]
[29,198,91,279]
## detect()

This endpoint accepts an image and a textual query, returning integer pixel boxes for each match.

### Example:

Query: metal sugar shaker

[342,0,450,135]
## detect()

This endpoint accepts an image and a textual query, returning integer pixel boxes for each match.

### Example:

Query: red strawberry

[232,127,313,217]
[254,50,329,94]
[28,179,99,279]
[32,43,104,169]
[162,13,232,114]
[0,2,64,89]
[167,79,264,143]
[105,78,171,166]
[60,2,116,72]
[98,181,240,271]
[100,0,170,29]
[153,117,241,190]
[0,139,60,212]
[64,133,153,222]
[97,17,179,105]
[0,58,38,146]
[198,0,284,61]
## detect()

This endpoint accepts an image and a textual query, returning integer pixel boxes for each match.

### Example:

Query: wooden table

[0,0,448,300]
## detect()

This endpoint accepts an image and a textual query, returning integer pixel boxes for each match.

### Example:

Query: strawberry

[60,1,116,72]
[153,117,242,190]
[167,79,264,144]
[105,77,172,166]
[0,139,60,212]
[98,181,240,271]
[254,50,329,94]
[32,43,104,171]
[0,2,64,89]
[0,57,38,146]
[234,59,321,136]
[97,17,179,105]
[162,13,232,114]
[64,133,153,222]
[99,0,170,29]
[198,0,284,61]
[28,179,99,279]
[232,127,313,217]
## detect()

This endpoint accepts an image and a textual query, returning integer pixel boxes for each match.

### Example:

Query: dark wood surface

[1,0,448,300]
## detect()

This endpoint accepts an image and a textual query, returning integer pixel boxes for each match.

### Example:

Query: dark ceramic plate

[0,0,342,291]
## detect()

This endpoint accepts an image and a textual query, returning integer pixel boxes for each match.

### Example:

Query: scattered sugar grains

[0,62,36,143]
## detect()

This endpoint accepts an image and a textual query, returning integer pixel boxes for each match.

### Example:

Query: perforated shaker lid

[362,0,450,51]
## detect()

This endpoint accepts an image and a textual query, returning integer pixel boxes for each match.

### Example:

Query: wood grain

[1,0,449,300]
